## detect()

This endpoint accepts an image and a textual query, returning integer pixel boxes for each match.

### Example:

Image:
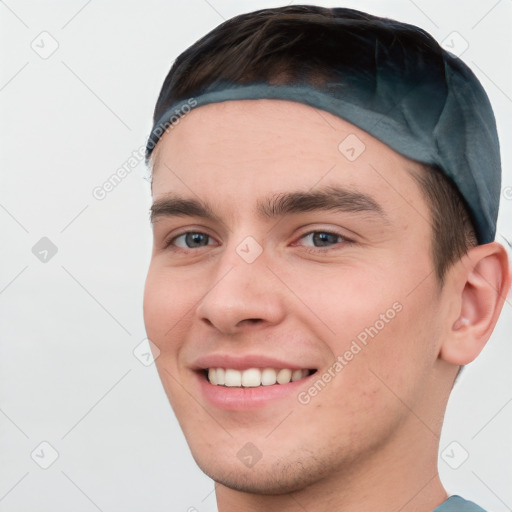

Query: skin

[143,99,510,512]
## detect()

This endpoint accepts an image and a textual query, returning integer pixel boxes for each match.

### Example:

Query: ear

[440,242,511,365]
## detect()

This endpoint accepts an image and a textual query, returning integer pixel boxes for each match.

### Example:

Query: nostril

[235,318,264,327]
[238,318,264,327]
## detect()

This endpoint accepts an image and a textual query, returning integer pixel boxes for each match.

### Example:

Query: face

[143,100,452,494]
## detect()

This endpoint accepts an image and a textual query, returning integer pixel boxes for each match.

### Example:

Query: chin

[191,449,334,495]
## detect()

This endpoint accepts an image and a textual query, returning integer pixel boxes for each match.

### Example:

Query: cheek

[289,261,438,387]
[143,269,168,340]
[143,266,192,354]
[143,263,218,408]
[286,262,401,341]
[341,281,441,402]
[143,267,194,412]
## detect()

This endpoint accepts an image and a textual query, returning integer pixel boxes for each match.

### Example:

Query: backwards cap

[146,6,501,244]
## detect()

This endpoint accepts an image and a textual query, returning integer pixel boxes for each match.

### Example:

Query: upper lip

[191,354,316,371]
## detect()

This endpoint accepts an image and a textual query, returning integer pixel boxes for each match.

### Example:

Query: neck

[216,418,448,512]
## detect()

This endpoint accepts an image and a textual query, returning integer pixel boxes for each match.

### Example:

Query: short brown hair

[411,165,477,284]
[151,5,478,284]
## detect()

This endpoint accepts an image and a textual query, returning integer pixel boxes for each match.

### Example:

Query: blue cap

[146,13,501,244]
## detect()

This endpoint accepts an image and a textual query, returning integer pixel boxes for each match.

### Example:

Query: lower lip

[195,371,315,411]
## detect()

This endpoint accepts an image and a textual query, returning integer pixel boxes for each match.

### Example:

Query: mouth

[204,367,317,387]
[190,354,320,410]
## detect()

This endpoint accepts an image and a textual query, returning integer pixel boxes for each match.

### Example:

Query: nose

[195,248,287,335]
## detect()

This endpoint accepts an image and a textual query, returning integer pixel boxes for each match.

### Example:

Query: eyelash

[163,229,354,252]
[296,230,354,252]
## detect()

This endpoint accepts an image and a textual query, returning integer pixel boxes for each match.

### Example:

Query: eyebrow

[258,186,387,220]
[150,195,218,223]
[150,186,388,224]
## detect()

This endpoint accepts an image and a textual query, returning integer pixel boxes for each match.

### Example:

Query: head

[143,5,510,500]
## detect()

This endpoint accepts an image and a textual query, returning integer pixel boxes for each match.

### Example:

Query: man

[142,5,510,511]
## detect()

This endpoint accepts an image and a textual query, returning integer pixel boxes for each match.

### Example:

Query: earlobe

[440,242,511,366]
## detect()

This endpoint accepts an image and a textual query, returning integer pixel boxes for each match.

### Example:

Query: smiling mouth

[204,367,317,387]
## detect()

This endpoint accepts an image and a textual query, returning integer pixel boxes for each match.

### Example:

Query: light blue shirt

[215,495,485,511]
[434,496,486,511]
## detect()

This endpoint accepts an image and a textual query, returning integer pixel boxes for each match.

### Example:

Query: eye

[166,231,217,250]
[297,230,352,249]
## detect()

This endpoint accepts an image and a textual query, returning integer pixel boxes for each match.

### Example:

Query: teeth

[224,369,242,387]
[208,368,217,385]
[207,367,311,387]
[276,368,292,384]
[241,368,261,387]
[261,368,277,386]
[291,369,303,382]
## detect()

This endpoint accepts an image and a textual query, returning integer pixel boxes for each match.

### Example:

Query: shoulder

[432,495,487,512]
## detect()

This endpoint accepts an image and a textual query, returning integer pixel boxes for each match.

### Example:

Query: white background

[1,1,511,511]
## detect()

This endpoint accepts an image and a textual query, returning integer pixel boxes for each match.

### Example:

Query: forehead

[152,98,397,166]
[150,99,428,225]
